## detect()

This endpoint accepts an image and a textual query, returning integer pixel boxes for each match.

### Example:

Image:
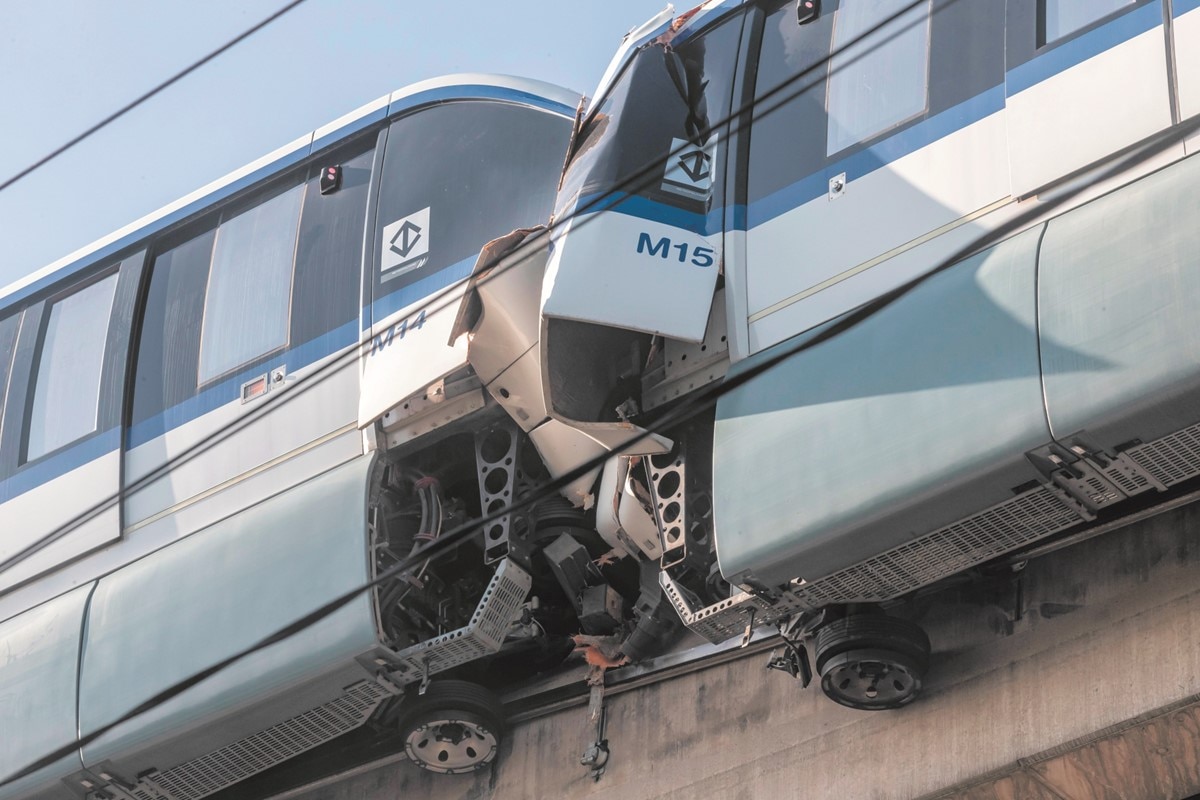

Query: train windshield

[370,100,572,324]
[556,14,744,231]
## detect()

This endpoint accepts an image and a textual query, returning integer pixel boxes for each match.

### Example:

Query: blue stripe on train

[125,320,360,450]
[366,254,478,331]
[578,2,1166,235]
[1006,2,1163,96]
[0,429,120,503]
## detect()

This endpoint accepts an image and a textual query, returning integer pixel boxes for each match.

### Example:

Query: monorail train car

[0,74,692,799]
[540,0,1200,709]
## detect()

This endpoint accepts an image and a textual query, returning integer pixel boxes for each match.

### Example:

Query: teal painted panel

[0,585,91,800]
[714,228,1052,587]
[1040,152,1200,448]
[79,455,378,769]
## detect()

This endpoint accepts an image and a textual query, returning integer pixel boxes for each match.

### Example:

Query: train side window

[826,0,931,155]
[131,230,215,429]
[0,312,19,445]
[1040,0,1133,44]
[25,273,119,461]
[198,184,304,384]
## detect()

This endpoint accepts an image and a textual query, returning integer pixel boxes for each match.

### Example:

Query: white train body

[4,0,1200,795]
[542,0,1200,669]
[0,75,607,799]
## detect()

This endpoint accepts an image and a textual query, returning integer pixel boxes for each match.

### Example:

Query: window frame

[824,0,934,157]
[19,266,121,466]
[195,180,307,388]
[1037,0,1137,48]
[0,309,23,479]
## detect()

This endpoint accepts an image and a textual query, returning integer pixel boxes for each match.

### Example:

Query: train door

[124,139,374,547]
[1004,0,1174,196]
[735,0,1009,354]
[0,256,141,591]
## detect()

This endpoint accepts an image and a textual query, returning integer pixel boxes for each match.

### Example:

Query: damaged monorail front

[9,2,1200,796]
[535,0,1200,716]
[360,221,686,773]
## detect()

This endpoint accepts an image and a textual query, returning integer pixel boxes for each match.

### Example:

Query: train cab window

[827,0,931,155]
[198,184,304,384]
[371,101,572,316]
[0,312,19,443]
[1040,0,1133,44]
[556,13,745,225]
[25,273,118,461]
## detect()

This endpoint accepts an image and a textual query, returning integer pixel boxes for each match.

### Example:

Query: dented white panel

[528,419,612,508]
[597,457,664,560]
[485,347,549,433]
[463,235,549,387]
[542,211,720,342]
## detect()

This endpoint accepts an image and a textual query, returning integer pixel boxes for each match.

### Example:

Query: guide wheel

[813,614,931,710]
[398,680,505,774]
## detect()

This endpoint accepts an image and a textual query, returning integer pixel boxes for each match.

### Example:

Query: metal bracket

[475,421,523,564]
[1026,432,1166,517]
[648,447,688,568]
[766,639,813,688]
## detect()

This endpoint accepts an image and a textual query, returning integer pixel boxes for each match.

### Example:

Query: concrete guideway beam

[281,503,1200,800]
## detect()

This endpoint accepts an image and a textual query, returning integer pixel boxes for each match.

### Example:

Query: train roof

[0,74,578,313]
[585,1,745,120]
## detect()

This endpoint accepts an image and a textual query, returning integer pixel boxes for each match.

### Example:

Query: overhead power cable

[0,0,311,194]
[6,0,1196,787]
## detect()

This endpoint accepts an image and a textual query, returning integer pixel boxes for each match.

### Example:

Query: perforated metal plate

[389,559,531,681]
[661,573,779,644]
[117,681,390,800]
[668,486,1086,645]
[789,486,1085,607]
[1127,421,1200,487]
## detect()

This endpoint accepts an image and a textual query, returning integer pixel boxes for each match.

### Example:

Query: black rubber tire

[397,681,506,774]
[813,614,931,675]
[813,614,932,711]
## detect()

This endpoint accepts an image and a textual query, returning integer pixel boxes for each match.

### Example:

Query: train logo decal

[662,136,717,200]
[381,207,431,276]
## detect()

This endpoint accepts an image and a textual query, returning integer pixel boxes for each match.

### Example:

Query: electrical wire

[5,0,1197,787]
[0,0,312,194]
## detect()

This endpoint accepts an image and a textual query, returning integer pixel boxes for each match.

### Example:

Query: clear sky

[0,0,670,288]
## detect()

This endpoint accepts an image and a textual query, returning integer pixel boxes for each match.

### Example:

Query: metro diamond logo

[381,207,431,277]
[662,136,718,200]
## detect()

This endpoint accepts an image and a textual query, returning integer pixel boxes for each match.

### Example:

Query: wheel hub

[819,648,923,710]
[405,717,499,774]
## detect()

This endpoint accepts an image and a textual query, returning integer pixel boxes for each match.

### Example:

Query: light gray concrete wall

[286,502,1200,800]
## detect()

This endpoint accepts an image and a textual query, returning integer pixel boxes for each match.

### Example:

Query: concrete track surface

[276,502,1200,800]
